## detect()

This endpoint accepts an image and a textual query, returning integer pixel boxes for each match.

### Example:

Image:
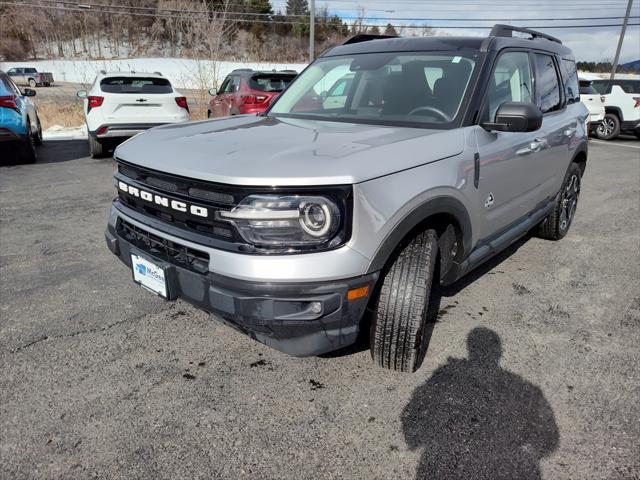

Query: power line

[10,0,640,24]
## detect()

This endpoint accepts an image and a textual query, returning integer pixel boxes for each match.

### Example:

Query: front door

[474,50,548,240]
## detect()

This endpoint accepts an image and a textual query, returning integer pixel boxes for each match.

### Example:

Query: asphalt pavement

[0,139,639,479]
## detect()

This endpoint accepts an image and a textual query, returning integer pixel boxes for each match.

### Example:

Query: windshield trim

[266,50,483,130]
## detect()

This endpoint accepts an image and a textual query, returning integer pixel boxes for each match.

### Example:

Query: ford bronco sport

[106,25,589,372]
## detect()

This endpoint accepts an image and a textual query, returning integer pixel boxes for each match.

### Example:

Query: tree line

[0,0,402,62]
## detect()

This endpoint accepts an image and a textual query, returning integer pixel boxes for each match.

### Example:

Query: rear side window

[249,74,295,92]
[615,80,640,94]
[100,77,173,94]
[0,75,14,95]
[533,53,562,114]
[24,68,37,74]
[560,59,580,104]
[579,84,598,95]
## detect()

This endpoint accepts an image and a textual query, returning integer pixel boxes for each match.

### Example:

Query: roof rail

[153,71,162,76]
[99,69,106,75]
[279,69,298,73]
[342,33,398,45]
[490,24,562,44]
[231,68,253,73]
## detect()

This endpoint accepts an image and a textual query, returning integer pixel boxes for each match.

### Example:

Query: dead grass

[34,99,85,129]
[33,94,209,130]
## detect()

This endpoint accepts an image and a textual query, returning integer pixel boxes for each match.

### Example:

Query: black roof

[230,69,298,76]
[322,26,573,59]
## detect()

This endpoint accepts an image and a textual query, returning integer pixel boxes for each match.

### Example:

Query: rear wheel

[596,113,620,140]
[538,162,581,240]
[21,130,37,164]
[89,135,104,158]
[28,78,37,88]
[33,116,43,146]
[371,229,438,373]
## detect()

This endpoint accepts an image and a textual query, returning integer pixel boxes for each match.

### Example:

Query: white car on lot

[589,78,640,140]
[579,79,605,134]
[77,71,190,157]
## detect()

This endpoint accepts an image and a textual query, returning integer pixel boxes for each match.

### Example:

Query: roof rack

[230,68,253,73]
[490,24,562,44]
[342,33,398,45]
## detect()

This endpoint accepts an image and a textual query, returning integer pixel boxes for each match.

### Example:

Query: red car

[208,69,297,118]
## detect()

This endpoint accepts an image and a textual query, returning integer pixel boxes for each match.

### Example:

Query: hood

[115,115,464,186]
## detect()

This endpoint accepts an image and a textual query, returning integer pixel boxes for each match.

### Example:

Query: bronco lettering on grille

[118,180,209,218]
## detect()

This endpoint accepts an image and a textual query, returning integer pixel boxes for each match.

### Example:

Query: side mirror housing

[76,90,88,99]
[23,88,36,97]
[481,102,542,133]
[208,87,217,96]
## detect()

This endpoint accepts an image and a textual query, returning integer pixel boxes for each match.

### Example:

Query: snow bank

[43,125,87,141]
[1,58,307,89]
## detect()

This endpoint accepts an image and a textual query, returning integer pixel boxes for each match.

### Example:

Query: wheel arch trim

[365,196,472,274]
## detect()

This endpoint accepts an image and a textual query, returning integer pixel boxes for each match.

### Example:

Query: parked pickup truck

[6,67,54,87]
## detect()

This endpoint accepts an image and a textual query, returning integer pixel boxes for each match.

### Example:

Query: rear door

[99,76,181,123]
[211,75,239,117]
[474,50,547,239]
[533,53,578,198]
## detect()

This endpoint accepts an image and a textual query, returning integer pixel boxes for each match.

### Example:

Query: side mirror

[76,90,88,99]
[208,87,217,96]
[23,88,36,97]
[481,102,542,133]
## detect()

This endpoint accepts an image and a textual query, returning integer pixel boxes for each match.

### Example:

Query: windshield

[269,52,477,128]
[100,77,173,94]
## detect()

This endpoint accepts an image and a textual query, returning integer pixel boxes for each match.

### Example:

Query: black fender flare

[604,106,623,122]
[366,196,473,274]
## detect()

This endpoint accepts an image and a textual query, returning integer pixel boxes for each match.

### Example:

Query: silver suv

[106,25,589,372]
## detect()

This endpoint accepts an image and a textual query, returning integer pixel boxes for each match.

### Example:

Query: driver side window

[483,51,533,122]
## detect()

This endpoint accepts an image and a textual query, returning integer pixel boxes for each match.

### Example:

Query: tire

[596,113,620,140]
[28,78,37,88]
[634,131,640,140]
[371,229,438,373]
[21,131,37,164]
[33,116,43,146]
[88,135,104,158]
[538,162,582,241]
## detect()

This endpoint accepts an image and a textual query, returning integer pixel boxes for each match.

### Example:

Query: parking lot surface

[1,140,639,479]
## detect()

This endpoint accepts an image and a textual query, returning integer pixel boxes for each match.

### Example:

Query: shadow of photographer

[402,327,559,480]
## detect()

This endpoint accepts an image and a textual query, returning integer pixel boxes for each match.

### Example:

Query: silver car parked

[105,25,589,372]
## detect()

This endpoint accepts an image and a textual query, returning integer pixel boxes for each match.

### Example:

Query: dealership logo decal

[118,180,209,218]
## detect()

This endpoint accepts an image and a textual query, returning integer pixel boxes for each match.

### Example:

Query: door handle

[516,138,545,156]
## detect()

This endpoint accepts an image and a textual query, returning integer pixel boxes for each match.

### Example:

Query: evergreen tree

[384,23,398,36]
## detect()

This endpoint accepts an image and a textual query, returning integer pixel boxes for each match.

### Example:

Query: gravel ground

[1,139,639,479]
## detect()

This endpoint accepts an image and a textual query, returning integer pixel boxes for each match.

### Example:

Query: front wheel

[371,229,439,372]
[596,113,620,140]
[538,163,581,240]
[33,116,43,146]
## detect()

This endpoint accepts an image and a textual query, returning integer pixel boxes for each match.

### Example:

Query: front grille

[118,219,210,274]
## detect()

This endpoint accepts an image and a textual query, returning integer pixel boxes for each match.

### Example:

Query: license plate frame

[130,252,168,299]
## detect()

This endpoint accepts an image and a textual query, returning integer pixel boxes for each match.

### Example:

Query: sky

[271,0,640,63]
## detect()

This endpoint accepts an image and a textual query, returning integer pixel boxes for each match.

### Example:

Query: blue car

[0,70,42,163]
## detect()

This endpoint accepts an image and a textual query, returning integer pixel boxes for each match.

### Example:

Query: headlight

[219,194,344,250]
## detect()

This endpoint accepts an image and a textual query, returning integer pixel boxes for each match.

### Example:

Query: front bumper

[105,207,378,357]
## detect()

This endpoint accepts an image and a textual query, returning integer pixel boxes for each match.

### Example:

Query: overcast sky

[271,0,640,63]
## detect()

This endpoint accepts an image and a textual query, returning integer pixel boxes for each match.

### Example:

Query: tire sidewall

[596,114,620,140]
[555,163,582,239]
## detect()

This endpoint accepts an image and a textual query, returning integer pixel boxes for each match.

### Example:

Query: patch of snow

[1,58,307,90]
[43,125,87,141]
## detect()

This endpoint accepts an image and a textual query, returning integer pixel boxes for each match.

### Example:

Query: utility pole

[309,0,315,62]
[609,0,634,88]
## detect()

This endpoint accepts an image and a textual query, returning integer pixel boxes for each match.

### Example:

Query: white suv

[590,79,640,140]
[77,71,190,157]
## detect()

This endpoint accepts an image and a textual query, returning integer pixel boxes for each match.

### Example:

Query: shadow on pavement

[36,139,91,164]
[402,328,559,480]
